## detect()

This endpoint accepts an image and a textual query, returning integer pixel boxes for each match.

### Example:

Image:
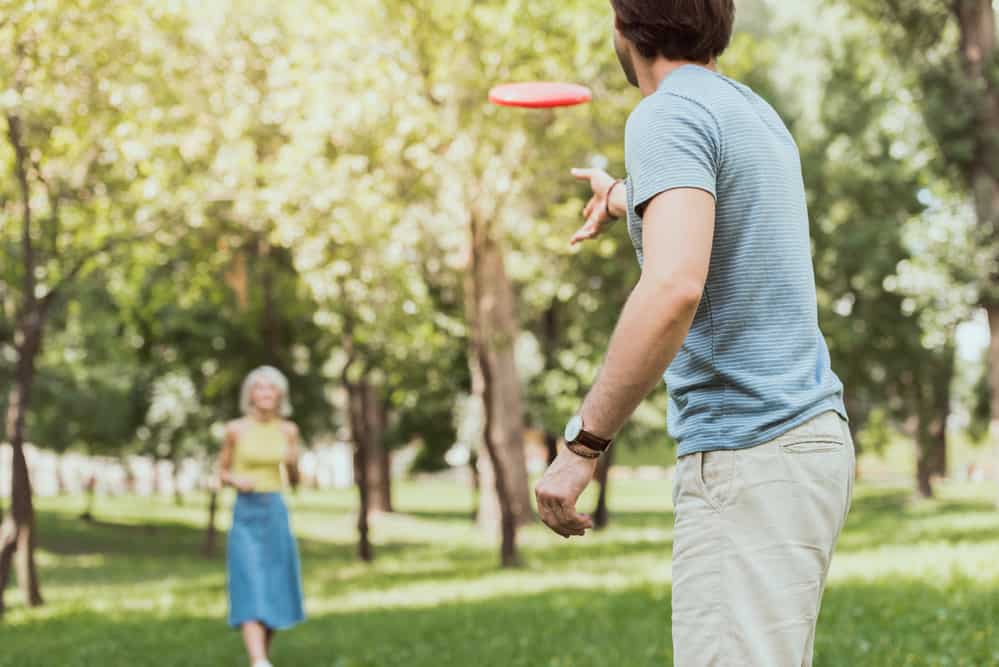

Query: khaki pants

[671,411,855,667]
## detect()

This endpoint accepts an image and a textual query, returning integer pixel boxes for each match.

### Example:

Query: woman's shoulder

[279,420,300,439]
[225,418,250,439]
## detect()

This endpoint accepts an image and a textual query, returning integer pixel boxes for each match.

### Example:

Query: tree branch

[42,231,152,307]
[28,153,63,259]
[7,113,36,311]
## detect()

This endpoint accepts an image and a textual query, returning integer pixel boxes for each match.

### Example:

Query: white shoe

[252,661,273,667]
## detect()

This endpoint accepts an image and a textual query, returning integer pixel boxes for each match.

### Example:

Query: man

[534,1,855,665]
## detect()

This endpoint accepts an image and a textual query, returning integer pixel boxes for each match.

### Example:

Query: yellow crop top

[232,419,288,493]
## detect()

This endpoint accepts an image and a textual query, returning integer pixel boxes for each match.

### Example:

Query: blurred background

[1,0,998,665]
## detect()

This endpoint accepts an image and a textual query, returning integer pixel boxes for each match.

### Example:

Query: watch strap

[575,428,612,452]
[566,441,601,459]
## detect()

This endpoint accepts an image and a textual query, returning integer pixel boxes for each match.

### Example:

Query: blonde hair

[239,366,293,417]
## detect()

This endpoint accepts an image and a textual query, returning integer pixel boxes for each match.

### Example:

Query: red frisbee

[488,82,592,109]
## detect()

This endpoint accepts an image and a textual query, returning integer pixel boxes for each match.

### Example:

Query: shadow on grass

[35,511,422,589]
[400,509,477,523]
[838,489,999,552]
[3,578,997,667]
[36,484,999,596]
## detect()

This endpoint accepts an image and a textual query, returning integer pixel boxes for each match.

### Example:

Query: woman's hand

[221,469,255,493]
[283,422,302,489]
[236,478,256,493]
[228,475,255,493]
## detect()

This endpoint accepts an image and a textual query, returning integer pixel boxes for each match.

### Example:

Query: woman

[220,366,305,667]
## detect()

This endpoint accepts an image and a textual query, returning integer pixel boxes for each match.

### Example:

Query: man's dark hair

[611,0,735,63]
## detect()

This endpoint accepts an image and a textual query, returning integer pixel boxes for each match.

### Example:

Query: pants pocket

[698,450,738,512]
[780,440,845,454]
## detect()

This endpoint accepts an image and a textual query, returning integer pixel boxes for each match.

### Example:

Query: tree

[845,0,999,451]
[167,0,470,557]
[380,0,638,563]
[0,0,172,613]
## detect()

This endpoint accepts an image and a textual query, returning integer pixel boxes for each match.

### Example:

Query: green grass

[3,479,999,666]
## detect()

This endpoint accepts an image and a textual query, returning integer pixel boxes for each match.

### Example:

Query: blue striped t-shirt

[624,64,846,457]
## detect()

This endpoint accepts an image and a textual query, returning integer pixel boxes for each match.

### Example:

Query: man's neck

[638,59,717,97]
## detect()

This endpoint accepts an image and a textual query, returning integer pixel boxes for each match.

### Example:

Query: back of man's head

[610,0,736,64]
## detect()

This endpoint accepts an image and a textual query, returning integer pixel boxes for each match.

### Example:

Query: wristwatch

[563,415,613,459]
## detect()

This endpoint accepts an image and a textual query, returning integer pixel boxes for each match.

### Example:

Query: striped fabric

[624,65,846,457]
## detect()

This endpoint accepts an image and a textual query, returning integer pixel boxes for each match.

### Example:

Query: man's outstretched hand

[535,447,598,538]
[570,167,626,246]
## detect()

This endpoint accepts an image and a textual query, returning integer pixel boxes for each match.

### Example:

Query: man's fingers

[537,490,582,538]
[555,501,591,532]
[583,197,596,220]
[570,231,597,246]
[570,216,604,246]
[538,497,572,538]
[549,497,588,536]
[571,167,594,182]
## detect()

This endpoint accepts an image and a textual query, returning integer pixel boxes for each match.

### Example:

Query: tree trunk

[474,450,502,533]
[955,0,999,451]
[469,354,518,567]
[843,394,868,480]
[915,452,934,499]
[1,111,46,615]
[201,490,219,558]
[465,212,526,567]
[259,238,281,367]
[465,226,532,527]
[152,459,163,496]
[988,305,999,457]
[55,464,67,496]
[541,302,561,468]
[346,379,374,562]
[914,345,954,499]
[363,386,392,514]
[915,415,946,499]
[173,461,184,507]
[469,451,480,521]
[593,447,615,530]
[0,316,46,614]
[80,475,96,522]
[544,432,558,466]
[347,382,391,516]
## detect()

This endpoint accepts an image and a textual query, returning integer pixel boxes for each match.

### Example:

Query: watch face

[564,415,583,443]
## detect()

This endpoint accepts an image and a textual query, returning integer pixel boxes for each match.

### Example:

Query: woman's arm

[282,422,301,489]
[219,422,254,492]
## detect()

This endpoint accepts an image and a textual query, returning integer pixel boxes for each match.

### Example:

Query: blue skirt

[227,492,305,630]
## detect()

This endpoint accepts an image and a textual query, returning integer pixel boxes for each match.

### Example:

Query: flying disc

[488,82,592,109]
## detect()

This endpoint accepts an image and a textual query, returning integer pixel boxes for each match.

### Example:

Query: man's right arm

[569,168,628,245]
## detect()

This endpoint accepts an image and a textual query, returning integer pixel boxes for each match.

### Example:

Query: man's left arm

[535,187,715,537]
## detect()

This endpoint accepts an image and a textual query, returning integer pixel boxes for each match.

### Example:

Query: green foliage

[843,0,999,301]
[27,279,146,454]
[920,58,987,177]
[0,0,989,473]
[857,408,893,454]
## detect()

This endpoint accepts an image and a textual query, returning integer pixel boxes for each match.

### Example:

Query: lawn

[3,478,999,666]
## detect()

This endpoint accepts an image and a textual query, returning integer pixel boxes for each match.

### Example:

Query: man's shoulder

[626,84,720,140]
